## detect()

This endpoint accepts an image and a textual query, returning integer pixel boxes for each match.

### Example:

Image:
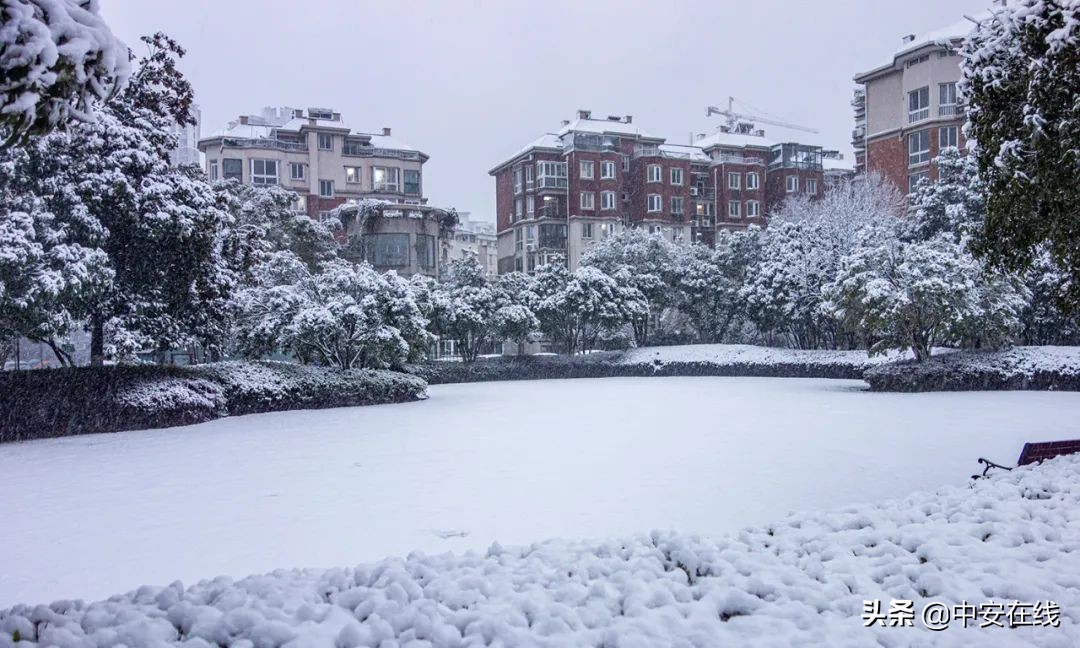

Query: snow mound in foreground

[4,457,1080,647]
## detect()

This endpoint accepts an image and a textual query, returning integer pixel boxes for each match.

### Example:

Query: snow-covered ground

[5,448,1080,646]
[3,377,1080,610]
[616,343,916,368]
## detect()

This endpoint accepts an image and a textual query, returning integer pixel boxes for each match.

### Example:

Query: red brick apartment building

[853,16,976,196]
[489,110,854,273]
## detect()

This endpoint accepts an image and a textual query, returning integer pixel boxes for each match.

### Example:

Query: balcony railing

[908,108,930,123]
[939,104,959,117]
[342,146,421,160]
[536,176,567,190]
[712,154,765,167]
[538,206,567,219]
[221,138,307,152]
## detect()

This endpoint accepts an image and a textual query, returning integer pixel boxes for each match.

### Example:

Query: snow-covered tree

[234,256,432,369]
[1019,247,1080,345]
[0,33,234,364]
[962,0,1080,307]
[532,260,646,355]
[674,228,761,343]
[429,257,537,362]
[0,0,130,144]
[903,147,985,242]
[744,174,903,349]
[579,228,678,346]
[824,227,1027,361]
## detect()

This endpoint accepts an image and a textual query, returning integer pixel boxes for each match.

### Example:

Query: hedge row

[410,351,873,385]
[0,361,427,443]
[864,346,1080,392]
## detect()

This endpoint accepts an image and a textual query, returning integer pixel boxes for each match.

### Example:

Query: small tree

[0,0,130,144]
[962,0,1080,309]
[903,147,985,242]
[532,261,646,355]
[234,256,432,369]
[675,228,761,343]
[824,228,1027,361]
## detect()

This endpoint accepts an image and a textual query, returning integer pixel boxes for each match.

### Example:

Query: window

[319,179,334,197]
[514,197,522,218]
[513,168,523,195]
[621,156,630,173]
[372,166,400,192]
[526,195,535,214]
[747,200,760,217]
[251,159,278,185]
[670,168,684,185]
[806,178,818,194]
[317,133,333,150]
[728,200,741,218]
[908,130,930,165]
[647,194,662,212]
[416,234,436,269]
[908,171,930,193]
[601,161,616,179]
[579,160,594,180]
[404,169,420,195]
[342,140,367,156]
[746,172,759,190]
[362,233,410,267]
[600,222,614,239]
[223,158,243,181]
[345,166,362,184]
[786,175,798,193]
[580,191,595,210]
[939,82,958,116]
[908,86,930,123]
[582,222,594,239]
[290,162,306,181]
[647,164,661,183]
[727,172,741,190]
[208,160,219,181]
[600,190,616,210]
[536,161,567,189]
[670,196,684,215]
[905,54,929,68]
[525,165,534,188]
[939,126,958,150]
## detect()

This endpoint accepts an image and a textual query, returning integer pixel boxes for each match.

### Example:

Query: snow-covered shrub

[6,453,1080,646]
[0,0,130,144]
[865,346,1080,392]
[674,227,761,344]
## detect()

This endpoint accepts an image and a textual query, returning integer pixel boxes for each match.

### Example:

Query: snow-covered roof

[557,117,655,139]
[855,12,988,81]
[203,116,422,154]
[363,133,420,153]
[694,129,775,150]
[658,143,709,162]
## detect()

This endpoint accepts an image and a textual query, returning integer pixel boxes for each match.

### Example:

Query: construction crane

[706,96,818,135]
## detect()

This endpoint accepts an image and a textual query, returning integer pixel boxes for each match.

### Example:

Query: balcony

[535,176,567,190]
[712,154,765,167]
[221,138,307,152]
[939,104,959,117]
[538,205,567,219]
[342,146,421,161]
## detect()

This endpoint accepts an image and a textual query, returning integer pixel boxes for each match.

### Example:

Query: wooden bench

[974,439,1080,479]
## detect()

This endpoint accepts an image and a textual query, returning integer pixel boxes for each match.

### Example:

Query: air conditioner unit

[526,243,537,252]
[690,187,699,196]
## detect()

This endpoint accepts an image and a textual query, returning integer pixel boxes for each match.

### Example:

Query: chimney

[577,109,591,120]
[561,119,570,127]
[624,115,633,124]
[902,34,915,43]
[293,109,303,118]
[696,132,706,141]
[239,115,249,125]
[382,127,392,136]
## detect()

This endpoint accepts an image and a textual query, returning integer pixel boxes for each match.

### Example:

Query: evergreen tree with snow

[532,260,646,355]
[824,226,1028,361]
[0,0,130,144]
[903,147,985,242]
[962,0,1080,308]
[579,228,677,347]
[674,229,761,343]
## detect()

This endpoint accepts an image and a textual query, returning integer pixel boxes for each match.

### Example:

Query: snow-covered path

[2,377,1080,607]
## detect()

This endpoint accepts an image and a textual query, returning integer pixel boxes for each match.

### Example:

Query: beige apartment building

[199,106,459,278]
[853,17,975,196]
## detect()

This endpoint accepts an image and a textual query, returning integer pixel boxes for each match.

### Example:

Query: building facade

[490,110,851,272]
[441,212,498,276]
[169,103,201,167]
[853,17,973,196]
[198,106,455,278]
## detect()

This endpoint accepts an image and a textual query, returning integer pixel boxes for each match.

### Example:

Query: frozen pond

[3,376,1080,607]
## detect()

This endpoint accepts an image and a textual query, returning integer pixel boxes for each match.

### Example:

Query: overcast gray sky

[103,0,988,223]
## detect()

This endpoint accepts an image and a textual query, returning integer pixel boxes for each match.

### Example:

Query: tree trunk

[90,315,105,367]
[45,339,72,367]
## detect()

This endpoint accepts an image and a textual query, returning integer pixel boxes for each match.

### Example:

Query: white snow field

[4,450,1080,646]
[3,377,1080,613]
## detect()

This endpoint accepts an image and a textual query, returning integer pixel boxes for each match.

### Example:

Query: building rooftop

[201,107,422,155]
[694,128,775,150]
[854,11,989,81]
